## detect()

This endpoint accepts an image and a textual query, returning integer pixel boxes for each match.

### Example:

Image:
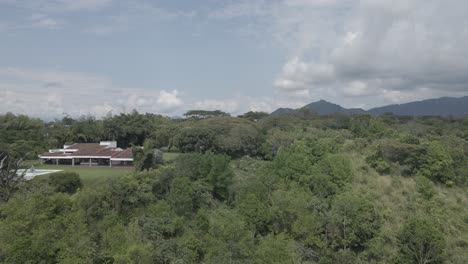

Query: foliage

[184,110,230,118]
[0,153,28,202]
[172,126,217,153]
[397,215,445,264]
[0,113,46,158]
[327,192,382,251]
[260,128,295,160]
[417,141,455,184]
[254,233,301,264]
[132,140,164,172]
[238,111,269,121]
[415,175,436,200]
[0,111,467,263]
[49,172,83,194]
[308,154,353,198]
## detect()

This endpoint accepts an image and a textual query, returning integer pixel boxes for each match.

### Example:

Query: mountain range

[271,96,468,116]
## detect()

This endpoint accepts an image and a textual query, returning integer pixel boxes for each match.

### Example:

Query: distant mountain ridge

[302,100,366,115]
[270,107,295,116]
[271,96,468,117]
[368,96,468,116]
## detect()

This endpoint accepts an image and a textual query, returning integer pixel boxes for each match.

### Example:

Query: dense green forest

[0,110,467,263]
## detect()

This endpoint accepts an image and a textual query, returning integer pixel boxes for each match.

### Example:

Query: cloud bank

[1,0,468,116]
[0,67,185,118]
[0,67,299,119]
[266,0,468,107]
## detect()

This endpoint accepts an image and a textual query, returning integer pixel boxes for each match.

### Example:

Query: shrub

[415,176,436,199]
[328,192,382,251]
[397,215,445,264]
[309,154,353,198]
[416,141,455,184]
[49,172,83,194]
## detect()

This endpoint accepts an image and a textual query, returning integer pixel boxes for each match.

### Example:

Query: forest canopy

[0,111,467,263]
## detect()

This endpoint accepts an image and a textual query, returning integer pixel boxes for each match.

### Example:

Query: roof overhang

[39,156,114,159]
[110,158,133,161]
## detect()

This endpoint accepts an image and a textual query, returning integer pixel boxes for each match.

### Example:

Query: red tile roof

[40,143,133,159]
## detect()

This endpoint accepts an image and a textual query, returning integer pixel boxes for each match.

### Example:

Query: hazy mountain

[368,96,468,116]
[271,100,365,115]
[302,100,366,115]
[271,107,295,116]
[271,96,468,116]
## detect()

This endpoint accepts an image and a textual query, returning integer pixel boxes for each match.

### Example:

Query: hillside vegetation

[0,111,467,263]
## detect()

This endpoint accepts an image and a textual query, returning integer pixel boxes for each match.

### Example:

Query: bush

[416,141,455,184]
[49,172,83,194]
[397,215,445,264]
[328,192,382,251]
[309,154,354,198]
[415,176,436,199]
[254,233,300,264]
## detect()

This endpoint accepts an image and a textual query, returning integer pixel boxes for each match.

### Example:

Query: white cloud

[274,57,334,97]
[0,0,112,12]
[194,99,241,113]
[83,16,128,35]
[157,90,183,112]
[0,67,187,118]
[0,0,112,32]
[342,81,376,97]
[0,66,309,118]
[29,14,63,29]
[284,0,337,7]
[57,0,112,11]
[208,0,468,107]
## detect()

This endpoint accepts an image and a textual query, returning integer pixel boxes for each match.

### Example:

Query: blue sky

[1,0,468,118]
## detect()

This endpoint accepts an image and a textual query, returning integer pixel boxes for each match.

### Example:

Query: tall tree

[397,215,445,264]
[0,153,29,202]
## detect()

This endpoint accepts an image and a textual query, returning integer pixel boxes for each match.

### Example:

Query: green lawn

[36,165,133,187]
[163,152,180,162]
[30,151,181,188]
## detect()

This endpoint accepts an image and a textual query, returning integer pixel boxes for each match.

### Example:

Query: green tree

[55,211,96,263]
[254,233,301,264]
[133,139,165,172]
[0,192,73,263]
[167,176,194,216]
[397,215,445,264]
[204,208,254,263]
[310,154,353,198]
[328,192,381,251]
[350,114,387,138]
[206,154,234,201]
[260,128,295,160]
[238,111,269,121]
[415,176,436,200]
[417,141,454,184]
[273,142,316,181]
[184,110,230,118]
[49,172,83,194]
[172,126,216,153]
[0,153,29,202]
[236,192,270,233]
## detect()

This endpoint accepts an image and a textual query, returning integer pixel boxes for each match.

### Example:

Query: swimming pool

[17,169,62,180]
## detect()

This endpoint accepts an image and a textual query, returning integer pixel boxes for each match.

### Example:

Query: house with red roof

[39,141,133,167]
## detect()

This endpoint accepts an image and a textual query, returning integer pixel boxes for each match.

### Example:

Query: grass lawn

[36,165,133,188]
[163,152,180,162]
[29,151,181,188]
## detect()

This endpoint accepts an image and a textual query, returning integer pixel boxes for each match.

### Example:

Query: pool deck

[17,169,63,180]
